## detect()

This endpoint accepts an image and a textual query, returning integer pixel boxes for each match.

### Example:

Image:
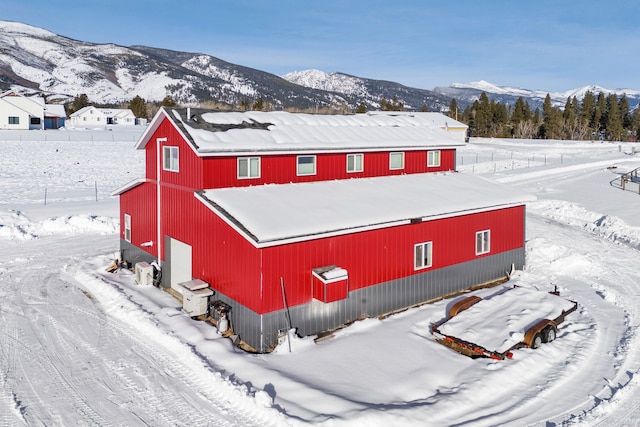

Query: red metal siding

[202,149,457,189]
[119,183,157,257]
[145,119,204,190]
[193,204,524,314]
[313,277,349,303]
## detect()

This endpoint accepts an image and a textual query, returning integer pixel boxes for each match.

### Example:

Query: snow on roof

[367,111,468,129]
[163,109,464,154]
[44,104,66,118]
[438,286,577,353]
[198,172,535,246]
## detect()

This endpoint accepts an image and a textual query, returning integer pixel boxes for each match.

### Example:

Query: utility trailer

[431,285,577,360]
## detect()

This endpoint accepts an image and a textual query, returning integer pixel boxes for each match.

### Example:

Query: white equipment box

[134,261,154,286]
[178,279,214,317]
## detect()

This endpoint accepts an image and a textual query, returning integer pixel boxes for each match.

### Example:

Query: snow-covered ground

[1,129,640,426]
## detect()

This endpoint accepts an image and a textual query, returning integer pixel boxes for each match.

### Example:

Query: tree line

[451,91,640,141]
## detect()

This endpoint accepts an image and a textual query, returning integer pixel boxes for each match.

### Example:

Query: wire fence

[0,129,144,143]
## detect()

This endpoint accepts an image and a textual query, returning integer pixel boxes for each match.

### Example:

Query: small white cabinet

[178,279,214,317]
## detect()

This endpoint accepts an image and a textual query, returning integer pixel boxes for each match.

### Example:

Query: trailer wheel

[543,326,556,343]
[531,333,543,349]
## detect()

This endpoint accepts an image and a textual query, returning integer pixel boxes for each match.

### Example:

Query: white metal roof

[197,172,535,246]
[137,109,464,155]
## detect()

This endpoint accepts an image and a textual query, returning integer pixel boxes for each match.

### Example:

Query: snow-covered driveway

[0,233,286,426]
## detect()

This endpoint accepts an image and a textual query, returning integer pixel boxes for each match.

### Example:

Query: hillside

[0,20,450,111]
[1,20,638,113]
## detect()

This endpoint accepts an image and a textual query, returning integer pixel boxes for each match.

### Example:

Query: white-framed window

[427,150,441,167]
[414,241,433,270]
[8,116,19,125]
[476,230,491,255]
[347,153,364,173]
[297,155,316,176]
[389,152,405,170]
[238,157,260,179]
[163,146,179,172]
[124,213,131,242]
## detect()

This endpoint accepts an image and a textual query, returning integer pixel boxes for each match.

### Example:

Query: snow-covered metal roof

[137,108,464,155]
[197,172,535,246]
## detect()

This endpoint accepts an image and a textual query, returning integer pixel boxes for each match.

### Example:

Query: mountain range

[1,20,639,112]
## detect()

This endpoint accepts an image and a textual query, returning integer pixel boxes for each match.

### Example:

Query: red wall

[119,182,157,257]
[193,204,525,314]
[125,117,521,317]
[203,149,456,188]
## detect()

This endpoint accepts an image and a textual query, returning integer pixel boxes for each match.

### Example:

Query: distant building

[114,108,532,352]
[0,91,65,130]
[69,106,136,127]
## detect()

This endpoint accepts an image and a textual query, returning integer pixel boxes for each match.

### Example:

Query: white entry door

[169,237,192,295]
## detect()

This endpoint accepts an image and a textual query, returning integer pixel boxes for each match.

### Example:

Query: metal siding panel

[199,150,456,190]
[218,248,524,352]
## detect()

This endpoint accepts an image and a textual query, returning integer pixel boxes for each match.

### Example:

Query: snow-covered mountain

[434,80,640,110]
[0,21,450,111]
[2,20,638,112]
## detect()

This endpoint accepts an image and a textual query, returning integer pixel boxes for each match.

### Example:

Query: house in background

[69,106,136,127]
[44,103,66,129]
[0,91,43,130]
[0,91,67,130]
[114,108,534,352]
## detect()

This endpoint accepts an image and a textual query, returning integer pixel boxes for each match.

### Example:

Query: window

[163,146,179,172]
[476,230,490,255]
[30,117,41,125]
[347,153,364,173]
[297,155,316,176]
[238,157,260,179]
[427,150,441,167]
[124,214,131,242]
[414,241,433,270]
[389,152,405,170]
[8,116,19,125]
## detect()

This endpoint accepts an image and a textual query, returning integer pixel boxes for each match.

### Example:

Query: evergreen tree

[491,100,509,137]
[511,97,526,127]
[475,92,492,136]
[420,103,428,112]
[67,93,90,115]
[540,94,562,139]
[159,95,177,107]
[619,93,631,130]
[606,94,623,141]
[632,107,640,139]
[128,95,147,118]
[356,102,367,114]
[447,98,458,119]
[594,92,607,135]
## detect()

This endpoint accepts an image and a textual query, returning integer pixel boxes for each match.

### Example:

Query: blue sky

[4,0,639,92]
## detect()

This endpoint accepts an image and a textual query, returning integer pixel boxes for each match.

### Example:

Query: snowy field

[1,128,640,426]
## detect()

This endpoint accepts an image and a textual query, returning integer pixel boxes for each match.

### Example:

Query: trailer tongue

[431,286,577,360]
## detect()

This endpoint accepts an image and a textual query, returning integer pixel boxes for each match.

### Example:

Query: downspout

[156,137,167,268]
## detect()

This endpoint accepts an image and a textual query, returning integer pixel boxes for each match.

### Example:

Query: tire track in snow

[71,266,287,427]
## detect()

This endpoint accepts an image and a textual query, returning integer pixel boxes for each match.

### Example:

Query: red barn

[114,108,534,352]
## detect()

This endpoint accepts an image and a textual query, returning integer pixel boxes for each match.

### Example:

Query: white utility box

[135,261,154,286]
[178,279,214,317]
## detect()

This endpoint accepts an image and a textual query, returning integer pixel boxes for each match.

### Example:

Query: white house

[0,91,67,130]
[69,106,136,127]
[369,111,469,143]
[0,91,45,130]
